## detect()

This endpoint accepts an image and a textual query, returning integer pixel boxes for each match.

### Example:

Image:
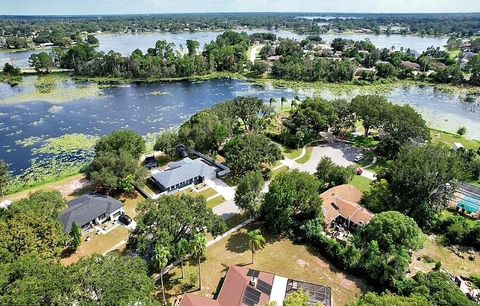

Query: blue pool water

[457,195,480,214]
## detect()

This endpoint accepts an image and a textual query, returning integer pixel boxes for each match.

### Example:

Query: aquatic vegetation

[33,133,98,155]
[15,136,44,147]
[34,76,57,94]
[0,75,103,105]
[48,105,63,113]
[148,91,169,96]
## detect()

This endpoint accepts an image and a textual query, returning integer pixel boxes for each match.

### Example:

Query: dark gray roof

[152,158,217,189]
[59,194,124,232]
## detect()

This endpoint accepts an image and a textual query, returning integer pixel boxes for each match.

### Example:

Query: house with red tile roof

[178,266,332,306]
[321,184,374,231]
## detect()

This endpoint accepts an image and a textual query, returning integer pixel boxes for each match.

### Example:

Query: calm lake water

[0,76,478,175]
[0,30,446,67]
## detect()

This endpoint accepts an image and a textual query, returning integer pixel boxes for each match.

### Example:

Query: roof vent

[250,277,258,287]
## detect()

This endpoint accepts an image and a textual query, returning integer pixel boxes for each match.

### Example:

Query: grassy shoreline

[72,71,246,85]
[0,172,85,202]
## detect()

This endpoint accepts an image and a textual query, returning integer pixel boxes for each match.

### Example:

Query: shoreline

[0,28,450,54]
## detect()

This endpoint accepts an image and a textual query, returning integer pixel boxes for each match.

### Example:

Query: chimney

[250,277,258,287]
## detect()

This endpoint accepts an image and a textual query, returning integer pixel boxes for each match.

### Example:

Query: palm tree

[247,229,266,264]
[153,244,170,305]
[269,97,276,108]
[280,97,287,112]
[176,238,190,279]
[190,233,207,290]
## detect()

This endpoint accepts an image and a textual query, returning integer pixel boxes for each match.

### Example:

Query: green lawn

[296,147,313,164]
[271,165,288,176]
[349,175,373,193]
[281,145,303,160]
[430,129,480,150]
[350,135,379,149]
[206,195,225,209]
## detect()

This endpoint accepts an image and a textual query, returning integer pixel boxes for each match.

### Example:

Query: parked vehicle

[119,214,133,225]
[354,154,364,162]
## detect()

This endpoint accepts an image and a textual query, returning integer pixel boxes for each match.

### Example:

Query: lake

[0,30,446,68]
[0,76,478,176]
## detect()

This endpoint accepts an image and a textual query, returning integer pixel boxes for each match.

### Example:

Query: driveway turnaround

[281,141,376,180]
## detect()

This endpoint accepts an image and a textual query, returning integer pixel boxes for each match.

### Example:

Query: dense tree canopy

[0,191,67,263]
[363,144,464,228]
[94,130,146,160]
[398,272,475,306]
[283,97,337,147]
[128,194,225,260]
[315,157,356,191]
[179,111,228,154]
[234,171,264,218]
[154,130,180,158]
[224,133,281,176]
[0,160,11,196]
[87,130,146,192]
[357,211,423,253]
[350,292,433,306]
[262,170,323,234]
[68,254,157,305]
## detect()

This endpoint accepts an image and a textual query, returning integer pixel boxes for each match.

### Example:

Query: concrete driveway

[283,141,376,180]
[206,179,239,220]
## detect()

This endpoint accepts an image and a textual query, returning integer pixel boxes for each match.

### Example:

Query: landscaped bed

[296,146,313,164]
[206,195,226,209]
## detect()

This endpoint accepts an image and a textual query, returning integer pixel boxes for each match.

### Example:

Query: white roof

[269,275,288,305]
[0,200,13,210]
[453,142,464,150]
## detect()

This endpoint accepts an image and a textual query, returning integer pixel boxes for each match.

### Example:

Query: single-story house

[401,61,421,71]
[321,184,374,231]
[179,266,332,306]
[59,194,124,232]
[150,152,230,194]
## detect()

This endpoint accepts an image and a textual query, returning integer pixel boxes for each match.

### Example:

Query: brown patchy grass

[61,226,129,266]
[411,235,480,277]
[162,225,369,306]
[1,174,87,202]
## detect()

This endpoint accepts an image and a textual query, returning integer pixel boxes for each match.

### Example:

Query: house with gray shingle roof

[59,194,124,232]
[149,151,230,194]
[151,157,219,193]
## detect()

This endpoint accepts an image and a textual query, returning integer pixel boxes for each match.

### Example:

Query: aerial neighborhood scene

[2,0,480,305]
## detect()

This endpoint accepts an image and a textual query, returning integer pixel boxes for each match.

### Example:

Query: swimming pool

[457,195,480,214]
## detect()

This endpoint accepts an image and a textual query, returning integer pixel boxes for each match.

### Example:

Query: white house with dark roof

[59,194,124,233]
[149,149,230,195]
[151,157,219,193]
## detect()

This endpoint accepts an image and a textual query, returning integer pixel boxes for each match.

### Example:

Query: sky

[1,0,480,15]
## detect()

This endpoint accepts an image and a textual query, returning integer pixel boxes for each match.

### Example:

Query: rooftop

[59,194,124,232]
[151,157,218,189]
[321,184,374,226]
[179,266,331,306]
